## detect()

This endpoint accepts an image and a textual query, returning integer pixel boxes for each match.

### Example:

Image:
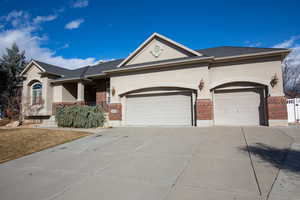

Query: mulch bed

[0,128,90,164]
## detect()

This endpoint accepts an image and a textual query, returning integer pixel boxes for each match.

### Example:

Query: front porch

[52,78,110,114]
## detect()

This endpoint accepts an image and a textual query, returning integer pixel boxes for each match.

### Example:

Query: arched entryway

[212,82,268,126]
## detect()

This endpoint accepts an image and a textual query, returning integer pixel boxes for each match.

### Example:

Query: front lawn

[0,128,90,164]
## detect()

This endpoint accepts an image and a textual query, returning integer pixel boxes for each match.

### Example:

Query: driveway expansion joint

[241,127,262,197]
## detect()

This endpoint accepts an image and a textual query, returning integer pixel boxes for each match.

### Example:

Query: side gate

[287,98,300,123]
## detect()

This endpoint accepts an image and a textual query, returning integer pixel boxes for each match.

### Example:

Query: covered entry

[213,82,267,126]
[125,88,194,126]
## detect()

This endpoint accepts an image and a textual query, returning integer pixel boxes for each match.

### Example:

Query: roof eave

[85,73,107,79]
[104,56,214,74]
[50,77,81,84]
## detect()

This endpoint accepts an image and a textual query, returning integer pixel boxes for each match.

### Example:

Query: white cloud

[57,43,70,50]
[33,15,57,24]
[245,40,262,47]
[4,10,31,28]
[0,10,99,69]
[72,0,89,8]
[65,19,84,30]
[272,36,300,48]
[272,36,300,68]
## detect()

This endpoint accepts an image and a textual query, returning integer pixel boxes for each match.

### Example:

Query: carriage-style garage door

[214,88,265,126]
[126,93,192,126]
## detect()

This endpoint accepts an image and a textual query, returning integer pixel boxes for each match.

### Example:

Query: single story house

[20,33,291,126]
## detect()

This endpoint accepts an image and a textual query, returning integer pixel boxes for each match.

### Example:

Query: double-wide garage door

[214,88,265,126]
[126,93,192,126]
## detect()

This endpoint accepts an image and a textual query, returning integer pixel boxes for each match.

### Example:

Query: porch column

[77,82,85,102]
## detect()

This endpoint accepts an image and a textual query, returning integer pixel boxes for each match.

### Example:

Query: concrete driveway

[0,127,299,200]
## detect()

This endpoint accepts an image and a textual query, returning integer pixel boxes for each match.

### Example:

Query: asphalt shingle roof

[84,59,124,76]
[195,46,287,58]
[35,46,289,80]
[34,60,74,77]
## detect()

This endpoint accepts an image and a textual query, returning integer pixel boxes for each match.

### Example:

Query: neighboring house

[20,33,291,126]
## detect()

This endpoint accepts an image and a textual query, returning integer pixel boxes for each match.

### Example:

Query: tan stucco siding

[110,63,211,103]
[22,64,53,116]
[53,85,63,102]
[209,56,284,96]
[127,38,190,65]
[53,83,77,102]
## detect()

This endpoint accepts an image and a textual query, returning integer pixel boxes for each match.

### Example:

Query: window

[106,81,110,104]
[32,83,42,105]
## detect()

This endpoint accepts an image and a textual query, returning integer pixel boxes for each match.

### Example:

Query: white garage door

[214,88,264,126]
[126,93,192,126]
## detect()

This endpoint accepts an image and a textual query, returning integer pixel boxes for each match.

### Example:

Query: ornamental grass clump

[55,105,105,128]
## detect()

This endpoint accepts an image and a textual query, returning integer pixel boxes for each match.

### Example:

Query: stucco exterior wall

[22,64,53,116]
[53,85,63,102]
[209,56,284,96]
[110,63,211,103]
[127,38,190,65]
[53,83,77,102]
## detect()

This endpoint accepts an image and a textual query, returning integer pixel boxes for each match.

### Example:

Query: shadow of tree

[240,143,300,174]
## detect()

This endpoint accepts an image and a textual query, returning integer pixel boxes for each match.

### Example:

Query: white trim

[31,82,42,105]
[209,77,269,90]
[117,32,202,68]
[20,60,46,76]
[197,120,213,126]
[106,56,213,73]
[268,120,288,126]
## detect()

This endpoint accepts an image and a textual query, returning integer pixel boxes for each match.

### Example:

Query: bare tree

[283,59,300,98]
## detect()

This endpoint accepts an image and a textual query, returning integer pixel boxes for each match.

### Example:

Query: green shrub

[55,105,105,128]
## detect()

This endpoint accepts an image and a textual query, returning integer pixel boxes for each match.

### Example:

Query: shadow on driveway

[240,143,300,174]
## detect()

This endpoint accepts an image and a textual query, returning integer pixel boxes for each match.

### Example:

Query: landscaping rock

[6,121,20,127]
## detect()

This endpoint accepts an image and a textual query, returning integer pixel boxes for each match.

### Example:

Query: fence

[287,98,300,123]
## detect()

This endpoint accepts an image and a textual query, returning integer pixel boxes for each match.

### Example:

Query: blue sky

[0,0,299,69]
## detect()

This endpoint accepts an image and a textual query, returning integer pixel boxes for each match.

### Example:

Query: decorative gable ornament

[117,33,202,68]
[150,45,164,58]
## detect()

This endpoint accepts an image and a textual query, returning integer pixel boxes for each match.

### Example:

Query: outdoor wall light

[198,79,204,91]
[270,73,278,87]
[112,87,116,96]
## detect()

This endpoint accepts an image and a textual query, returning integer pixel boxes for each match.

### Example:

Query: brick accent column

[267,96,287,120]
[109,103,122,120]
[95,79,108,111]
[196,99,213,120]
[96,91,106,105]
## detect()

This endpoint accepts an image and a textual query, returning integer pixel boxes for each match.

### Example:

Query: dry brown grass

[0,128,90,164]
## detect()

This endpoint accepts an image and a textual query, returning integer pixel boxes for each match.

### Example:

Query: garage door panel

[126,93,192,126]
[214,89,264,126]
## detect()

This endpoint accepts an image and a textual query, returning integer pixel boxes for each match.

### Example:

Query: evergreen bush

[55,105,105,128]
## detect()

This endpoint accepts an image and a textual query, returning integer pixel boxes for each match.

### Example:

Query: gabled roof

[20,60,72,77]
[85,59,124,77]
[21,36,290,82]
[196,46,289,58]
[117,33,202,68]
[20,60,45,76]
[33,60,74,77]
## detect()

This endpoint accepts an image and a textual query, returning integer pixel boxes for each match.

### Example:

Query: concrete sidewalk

[0,127,298,200]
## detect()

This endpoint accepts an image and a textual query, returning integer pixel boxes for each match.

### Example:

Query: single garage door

[214,88,265,126]
[126,93,192,126]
